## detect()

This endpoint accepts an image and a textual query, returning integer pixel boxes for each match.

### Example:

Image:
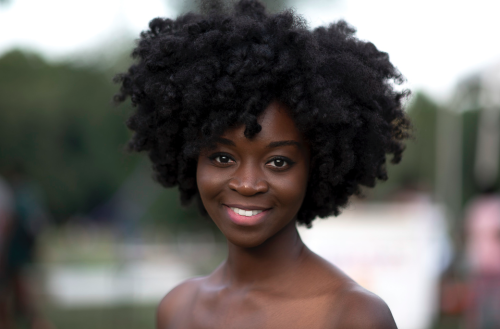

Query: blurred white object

[298,201,451,329]
[480,61,500,109]
[45,251,194,307]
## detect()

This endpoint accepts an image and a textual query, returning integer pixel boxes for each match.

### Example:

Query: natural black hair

[114,0,411,227]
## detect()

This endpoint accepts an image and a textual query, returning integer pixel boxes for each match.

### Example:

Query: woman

[115,0,410,327]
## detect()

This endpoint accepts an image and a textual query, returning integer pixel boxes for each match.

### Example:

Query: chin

[224,230,272,248]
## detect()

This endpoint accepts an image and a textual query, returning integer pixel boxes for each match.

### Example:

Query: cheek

[271,167,309,210]
[196,160,223,207]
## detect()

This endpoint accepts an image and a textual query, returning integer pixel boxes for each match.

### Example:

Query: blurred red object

[440,278,469,315]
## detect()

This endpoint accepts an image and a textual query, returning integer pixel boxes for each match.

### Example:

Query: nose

[228,162,269,196]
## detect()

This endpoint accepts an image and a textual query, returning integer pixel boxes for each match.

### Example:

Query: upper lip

[223,203,272,211]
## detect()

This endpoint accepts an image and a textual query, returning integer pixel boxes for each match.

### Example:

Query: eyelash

[208,153,295,171]
[208,153,235,165]
[266,156,295,170]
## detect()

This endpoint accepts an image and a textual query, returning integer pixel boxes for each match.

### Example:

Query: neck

[221,220,307,288]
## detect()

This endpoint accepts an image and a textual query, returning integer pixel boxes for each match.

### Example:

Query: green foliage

[403,93,439,186]
[0,51,138,221]
[368,93,439,199]
[0,50,216,232]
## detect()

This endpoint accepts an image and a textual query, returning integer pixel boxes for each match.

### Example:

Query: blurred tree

[441,73,500,212]
[400,93,438,187]
[0,51,137,221]
[366,92,439,199]
[462,110,482,203]
[0,50,215,232]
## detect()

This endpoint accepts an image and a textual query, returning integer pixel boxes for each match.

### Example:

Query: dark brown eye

[216,155,231,164]
[209,153,235,165]
[273,159,285,167]
[267,157,294,170]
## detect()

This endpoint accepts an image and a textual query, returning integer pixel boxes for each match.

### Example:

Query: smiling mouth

[224,205,270,226]
[229,207,263,217]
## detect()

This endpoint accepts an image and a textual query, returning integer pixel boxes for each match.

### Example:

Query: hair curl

[114,0,411,227]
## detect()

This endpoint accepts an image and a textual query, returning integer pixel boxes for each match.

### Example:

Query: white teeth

[230,207,264,217]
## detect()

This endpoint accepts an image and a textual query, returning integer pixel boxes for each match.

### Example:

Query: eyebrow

[214,138,301,149]
[267,140,301,148]
[215,137,236,146]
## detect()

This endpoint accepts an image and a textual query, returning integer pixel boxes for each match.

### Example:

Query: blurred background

[1,0,499,328]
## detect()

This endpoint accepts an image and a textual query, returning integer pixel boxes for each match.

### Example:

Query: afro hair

[114,0,411,227]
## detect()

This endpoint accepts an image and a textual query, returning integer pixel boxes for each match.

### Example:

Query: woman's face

[197,101,310,248]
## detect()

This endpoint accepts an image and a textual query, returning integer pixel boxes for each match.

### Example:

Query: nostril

[255,180,269,193]
[228,178,239,191]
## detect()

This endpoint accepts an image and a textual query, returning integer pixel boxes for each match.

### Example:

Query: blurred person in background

[465,192,500,328]
[115,0,411,327]
[0,164,53,329]
[0,174,14,328]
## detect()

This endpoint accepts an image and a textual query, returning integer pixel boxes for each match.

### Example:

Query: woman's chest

[170,292,336,329]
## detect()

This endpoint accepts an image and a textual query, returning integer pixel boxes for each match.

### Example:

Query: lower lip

[225,206,270,226]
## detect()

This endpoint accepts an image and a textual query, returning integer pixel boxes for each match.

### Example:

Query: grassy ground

[43,304,157,329]
[431,315,464,329]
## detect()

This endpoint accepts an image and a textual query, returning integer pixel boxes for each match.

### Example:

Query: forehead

[221,101,304,143]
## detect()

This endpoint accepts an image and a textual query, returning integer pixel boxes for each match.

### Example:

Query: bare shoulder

[156,276,204,329]
[332,282,397,329]
[299,250,397,328]
[300,252,397,329]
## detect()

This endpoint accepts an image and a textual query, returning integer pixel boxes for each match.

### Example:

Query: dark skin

[157,102,398,329]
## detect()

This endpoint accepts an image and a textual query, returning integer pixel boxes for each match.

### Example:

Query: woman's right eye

[216,155,231,163]
[210,154,234,165]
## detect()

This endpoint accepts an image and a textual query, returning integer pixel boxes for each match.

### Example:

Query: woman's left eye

[266,157,293,169]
